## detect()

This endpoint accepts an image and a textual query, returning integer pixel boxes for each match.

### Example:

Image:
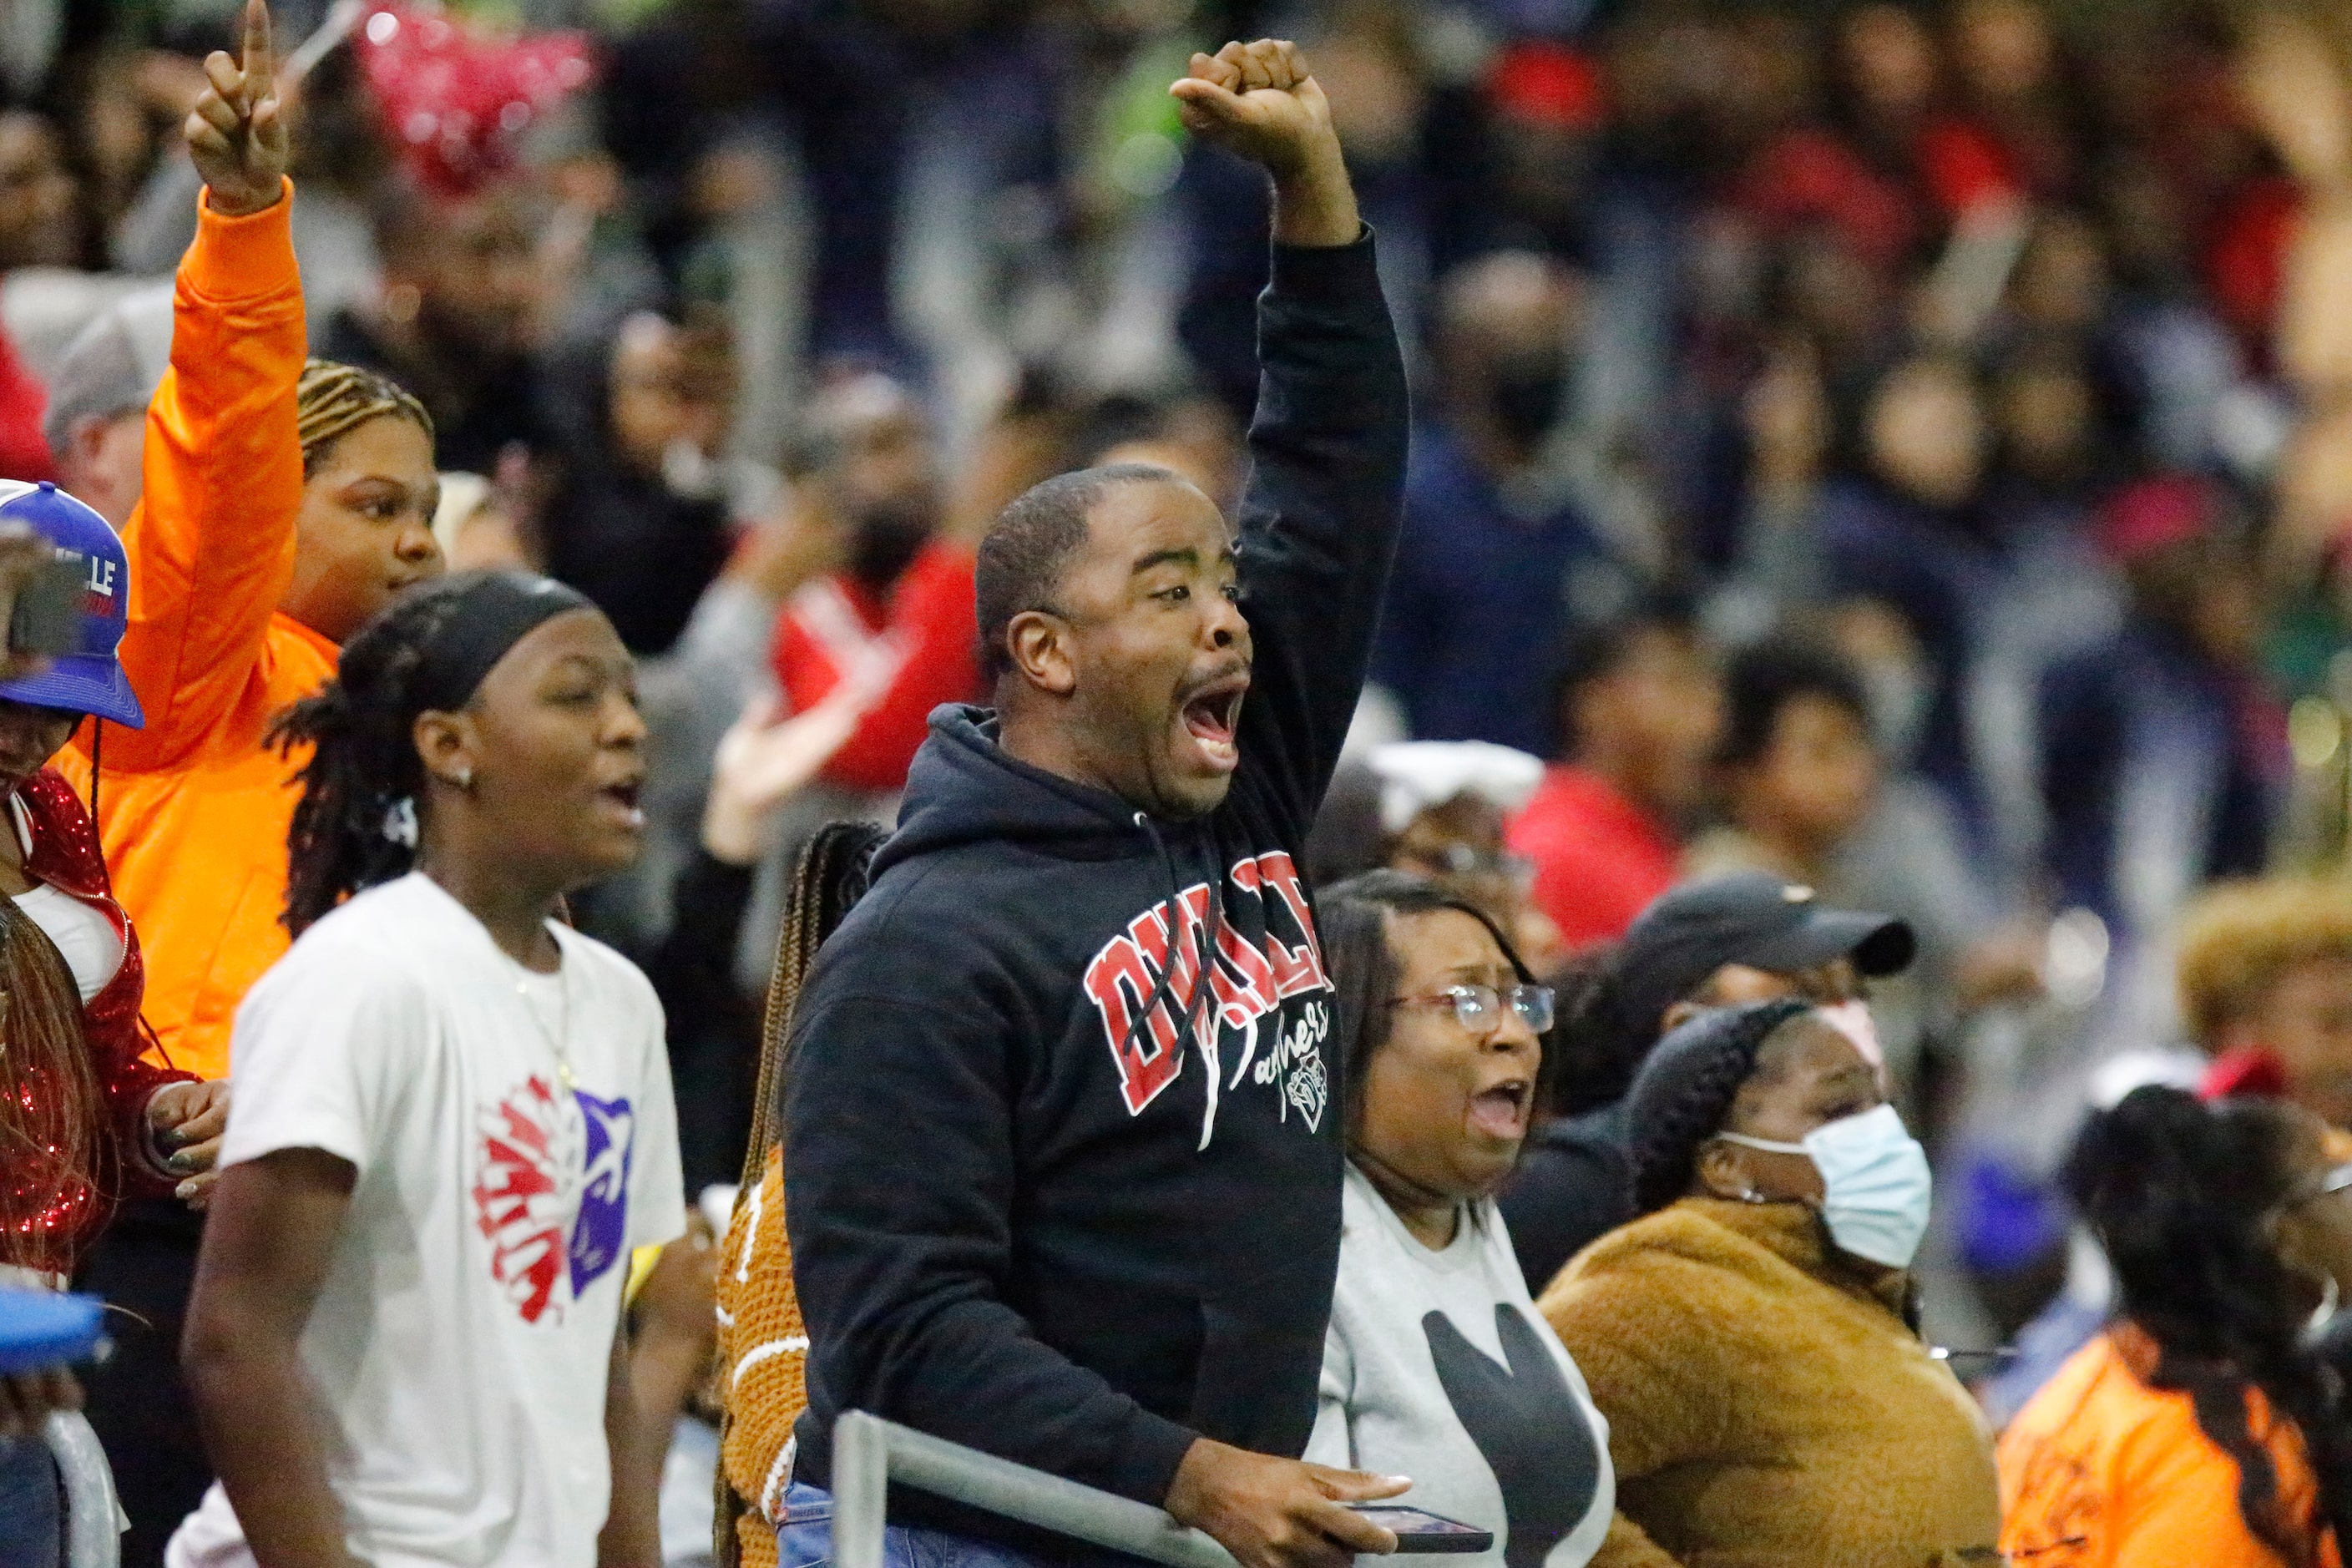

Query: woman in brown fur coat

[1539,999,2000,1568]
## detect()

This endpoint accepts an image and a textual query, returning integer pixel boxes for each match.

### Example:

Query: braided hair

[296,359,433,480]
[744,821,889,1182]
[713,819,887,1568]
[2068,1086,2352,1568]
[1624,996,1813,1215]
[270,573,491,937]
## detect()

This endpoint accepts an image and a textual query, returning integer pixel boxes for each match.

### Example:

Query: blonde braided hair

[715,822,888,1568]
[296,359,434,480]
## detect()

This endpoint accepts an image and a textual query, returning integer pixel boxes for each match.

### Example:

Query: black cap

[1605,873,1914,1048]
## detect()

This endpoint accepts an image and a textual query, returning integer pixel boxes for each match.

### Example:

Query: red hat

[2199,1044,2289,1101]
[1488,42,1606,131]
[2096,473,2217,566]
[355,3,594,198]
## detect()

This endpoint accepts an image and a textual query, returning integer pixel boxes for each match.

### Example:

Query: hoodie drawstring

[1126,812,1227,1151]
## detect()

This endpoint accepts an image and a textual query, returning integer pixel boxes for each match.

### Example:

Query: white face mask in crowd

[1717,1103,1935,1269]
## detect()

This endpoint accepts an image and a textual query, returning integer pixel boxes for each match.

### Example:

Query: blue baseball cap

[0,479,144,729]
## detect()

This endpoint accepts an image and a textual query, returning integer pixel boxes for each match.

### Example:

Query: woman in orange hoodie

[1999,1087,2352,1568]
[66,8,443,1555]
[57,1,443,1088]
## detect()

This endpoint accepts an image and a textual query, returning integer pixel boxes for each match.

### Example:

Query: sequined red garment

[2,767,191,1273]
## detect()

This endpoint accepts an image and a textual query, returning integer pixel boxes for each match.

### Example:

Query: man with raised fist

[778,38,1412,1568]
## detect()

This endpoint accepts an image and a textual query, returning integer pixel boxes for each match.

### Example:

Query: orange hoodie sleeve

[96,180,306,774]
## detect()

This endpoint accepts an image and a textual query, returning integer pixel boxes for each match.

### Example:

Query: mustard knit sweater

[1538,1198,2001,1568]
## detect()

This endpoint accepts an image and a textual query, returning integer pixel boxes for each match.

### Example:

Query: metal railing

[48,1410,120,1568]
[830,1411,1238,1568]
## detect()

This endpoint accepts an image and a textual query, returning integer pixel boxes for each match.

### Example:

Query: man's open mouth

[1179,675,1248,772]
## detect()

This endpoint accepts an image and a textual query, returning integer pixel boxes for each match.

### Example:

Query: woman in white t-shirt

[1307,871,1614,1568]
[168,571,687,1568]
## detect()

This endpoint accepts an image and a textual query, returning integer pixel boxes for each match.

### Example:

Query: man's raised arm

[1175,42,1408,834]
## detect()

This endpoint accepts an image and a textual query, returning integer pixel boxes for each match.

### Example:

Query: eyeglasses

[1386,983,1555,1034]
[1396,842,1537,886]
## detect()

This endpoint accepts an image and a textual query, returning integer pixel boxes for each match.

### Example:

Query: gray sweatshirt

[1307,1165,1614,1568]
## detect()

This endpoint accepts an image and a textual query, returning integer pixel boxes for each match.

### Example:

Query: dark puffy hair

[1321,869,1544,1136]
[1717,637,1873,771]
[1624,997,1813,1215]
[974,463,1186,680]
[1545,946,1640,1115]
[1543,588,1701,759]
[2066,1086,2352,1566]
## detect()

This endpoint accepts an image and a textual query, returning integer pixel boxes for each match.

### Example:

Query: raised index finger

[240,0,274,109]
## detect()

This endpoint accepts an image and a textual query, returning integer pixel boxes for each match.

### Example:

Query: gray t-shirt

[1307,1165,1614,1568]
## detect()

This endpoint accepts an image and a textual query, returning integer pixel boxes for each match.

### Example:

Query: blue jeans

[0,1434,60,1568]
[773,1481,1058,1568]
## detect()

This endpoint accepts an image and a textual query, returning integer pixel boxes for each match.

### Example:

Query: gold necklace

[507,945,576,1091]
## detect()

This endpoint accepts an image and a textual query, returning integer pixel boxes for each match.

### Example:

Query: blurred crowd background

[9,0,2352,1420]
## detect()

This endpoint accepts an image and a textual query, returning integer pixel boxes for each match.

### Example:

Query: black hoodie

[782,234,1407,1537]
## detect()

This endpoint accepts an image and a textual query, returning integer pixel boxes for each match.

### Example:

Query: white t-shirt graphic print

[1307,1166,1613,1568]
[169,873,687,1568]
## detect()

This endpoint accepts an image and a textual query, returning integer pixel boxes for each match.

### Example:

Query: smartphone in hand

[1347,1505,1495,1555]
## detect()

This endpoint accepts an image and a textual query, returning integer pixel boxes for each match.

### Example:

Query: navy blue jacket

[1372,423,1624,755]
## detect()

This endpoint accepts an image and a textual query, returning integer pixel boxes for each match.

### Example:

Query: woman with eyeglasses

[1308,871,1615,1567]
[1537,998,2000,1566]
[1999,1085,2352,1568]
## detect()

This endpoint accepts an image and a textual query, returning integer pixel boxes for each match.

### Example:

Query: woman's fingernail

[175,1180,199,1201]
[166,1151,197,1175]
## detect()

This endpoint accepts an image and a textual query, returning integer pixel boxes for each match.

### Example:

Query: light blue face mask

[1717,1103,1934,1268]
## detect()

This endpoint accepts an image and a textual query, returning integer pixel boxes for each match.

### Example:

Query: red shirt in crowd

[1507,763,1683,953]
[0,324,52,483]
[771,541,980,795]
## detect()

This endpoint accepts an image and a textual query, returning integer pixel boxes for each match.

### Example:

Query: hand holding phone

[1165,1438,1409,1568]
[1346,1505,1495,1555]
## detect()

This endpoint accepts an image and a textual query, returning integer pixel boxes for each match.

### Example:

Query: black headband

[412,572,598,715]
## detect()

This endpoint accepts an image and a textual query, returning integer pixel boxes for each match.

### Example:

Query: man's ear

[66,414,110,471]
[1008,610,1077,697]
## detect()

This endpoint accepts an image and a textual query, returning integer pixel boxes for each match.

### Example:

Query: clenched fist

[185,0,288,219]
[1171,40,1359,248]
